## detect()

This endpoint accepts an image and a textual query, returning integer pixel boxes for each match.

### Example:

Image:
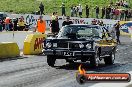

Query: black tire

[47,55,56,67]
[90,55,99,68]
[104,52,115,65]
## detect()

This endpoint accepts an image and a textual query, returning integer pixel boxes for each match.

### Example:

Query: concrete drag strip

[39,71,95,87]
[0,67,49,87]
[0,56,47,76]
[37,63,132,87]
[89,71,132,87]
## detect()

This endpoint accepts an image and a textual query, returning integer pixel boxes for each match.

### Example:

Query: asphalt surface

[0,36,132,87]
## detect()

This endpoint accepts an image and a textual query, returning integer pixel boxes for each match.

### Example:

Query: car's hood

[46,36,101,42]
[46,37,98,44]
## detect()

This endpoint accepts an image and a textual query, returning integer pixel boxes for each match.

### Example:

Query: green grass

[0,0,132,18]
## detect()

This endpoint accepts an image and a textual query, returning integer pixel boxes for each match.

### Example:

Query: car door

[99,27,114,56]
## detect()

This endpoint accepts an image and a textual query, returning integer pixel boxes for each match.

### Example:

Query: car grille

[57,42,79,49]
[58,43,68,48]
[69,43,79,48]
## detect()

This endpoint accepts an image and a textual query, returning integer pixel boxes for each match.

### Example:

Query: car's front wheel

[47,55,56,67]
[104,51,115,65]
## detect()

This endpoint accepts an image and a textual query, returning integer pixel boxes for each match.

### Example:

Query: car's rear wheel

[104,51,115,65]
[47,55,56,67]
[90,54,100,68]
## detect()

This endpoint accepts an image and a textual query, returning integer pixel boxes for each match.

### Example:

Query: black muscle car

[43,24,117,67]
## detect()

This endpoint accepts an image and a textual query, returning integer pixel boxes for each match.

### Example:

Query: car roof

[66,24,100,27]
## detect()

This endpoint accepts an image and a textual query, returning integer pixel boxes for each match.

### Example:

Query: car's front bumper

[43,49,95,57]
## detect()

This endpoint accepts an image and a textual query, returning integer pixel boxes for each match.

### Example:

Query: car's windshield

[58,26,101,38]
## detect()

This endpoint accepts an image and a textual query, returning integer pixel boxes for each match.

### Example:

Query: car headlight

[86,44,91,49]
[46,42,52,48]
[53,43,57,47]
[79,43,84,48]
